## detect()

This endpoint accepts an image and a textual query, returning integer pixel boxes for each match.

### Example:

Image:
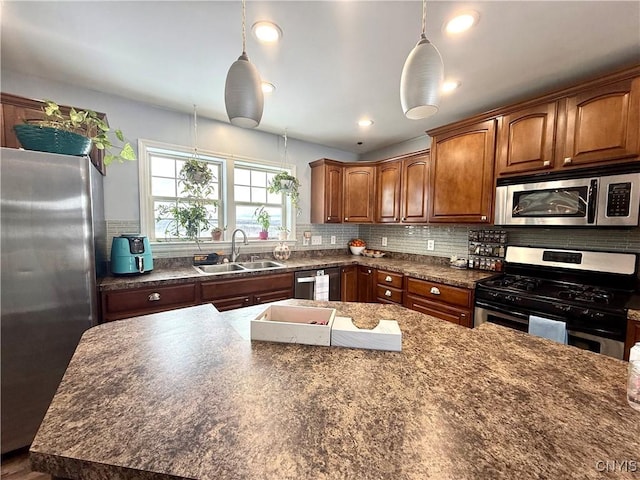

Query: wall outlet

[427,239,435,251]
[381,236,388,247]
[312,235,322,245]
[303,238,310,246]
[330,235,336,245]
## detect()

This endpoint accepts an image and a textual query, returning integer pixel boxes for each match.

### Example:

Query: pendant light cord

[241,0,247,54]
[421,0,427,38]
[193,104,199,159]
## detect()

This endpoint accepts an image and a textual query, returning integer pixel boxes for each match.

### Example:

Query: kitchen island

[30,300,639,479]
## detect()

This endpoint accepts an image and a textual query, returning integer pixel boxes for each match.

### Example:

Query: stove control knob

[555,304,572,312]
[505,295,522,302]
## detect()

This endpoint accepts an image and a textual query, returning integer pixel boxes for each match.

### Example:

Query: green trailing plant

[157,158,218,246]
[267,171,301,215]
[253,205,271,232]
[33,100,136,165]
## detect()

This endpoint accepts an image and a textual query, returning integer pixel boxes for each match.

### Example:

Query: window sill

[150,239,296,257]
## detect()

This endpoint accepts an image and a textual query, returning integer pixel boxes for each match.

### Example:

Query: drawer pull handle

[385,275,392,282]
[430,287,440,295]
[255,297,261,303]
[148,293,161,302]
[564,157,572,165]
[385,290,392,297]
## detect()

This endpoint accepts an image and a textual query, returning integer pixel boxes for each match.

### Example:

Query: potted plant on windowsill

[268,171,301,215]
[277,226,290,241]
[254,206,270,240]
[211,225,227,241]
[157,158,218,248]
[13,100,136,165]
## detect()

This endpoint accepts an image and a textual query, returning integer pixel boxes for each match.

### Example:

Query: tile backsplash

[105,219,640,261]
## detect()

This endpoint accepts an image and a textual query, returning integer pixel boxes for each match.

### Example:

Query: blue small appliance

[110,234,153,275]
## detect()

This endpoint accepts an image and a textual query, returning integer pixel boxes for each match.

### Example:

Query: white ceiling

[2,1,639,155]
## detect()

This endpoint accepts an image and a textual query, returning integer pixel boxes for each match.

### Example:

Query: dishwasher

[294,267,341,300]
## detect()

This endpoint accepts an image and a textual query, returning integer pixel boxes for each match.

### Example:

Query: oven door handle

[475,301,531,323]
[587,178,598,224]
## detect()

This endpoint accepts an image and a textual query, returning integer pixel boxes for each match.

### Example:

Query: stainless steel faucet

[230,229,248,263]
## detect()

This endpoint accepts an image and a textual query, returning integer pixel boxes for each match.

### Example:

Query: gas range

[474,246,638,359]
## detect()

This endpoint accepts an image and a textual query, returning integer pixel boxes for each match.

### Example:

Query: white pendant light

[400,0,444,119]
[225,0,264,128]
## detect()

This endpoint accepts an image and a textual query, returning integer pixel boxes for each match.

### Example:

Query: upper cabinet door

[310,159,343,223]
[400,153,430,223]
[495,102,557,176]
[376,160,402,223]
[429,119,496,223]
[560,77,640,168]
[343,165,376,223]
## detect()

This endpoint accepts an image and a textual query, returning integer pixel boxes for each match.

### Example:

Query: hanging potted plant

[13,100,136,165]
[268,171,301,215]
[253,206,271,240]
[157,158,218,247]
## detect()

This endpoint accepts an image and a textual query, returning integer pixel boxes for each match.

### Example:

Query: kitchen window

[139,139,294,244]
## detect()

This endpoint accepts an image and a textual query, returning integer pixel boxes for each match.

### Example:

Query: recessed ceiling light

[444,11,479,35]
[261,82,276,94]
[358,119,374,127]
[442,80,461,93]
[252,21,282,44]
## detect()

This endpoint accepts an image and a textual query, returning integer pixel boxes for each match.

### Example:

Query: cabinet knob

[385,275,392,282]
[481,215,487,221]
[148,293,161,302]
[368,269,372,274]
[394,217,398,221]
[345,217,348,221]
[430,287,441,295]
[327,216,330,221]
[564,157,572,165]
[543,160,551,167]
[402,217,406,222]
[255,296,261,303]
[385,290,392,297]
[244,298,250,303]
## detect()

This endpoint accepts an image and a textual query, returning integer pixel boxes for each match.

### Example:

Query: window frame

[138,139,296,249]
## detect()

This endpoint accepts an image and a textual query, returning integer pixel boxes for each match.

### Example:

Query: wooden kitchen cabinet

[200,272,294,312]
[310,159,343,224]
[357,266,376,303]
[495,101,558,176]
[376,151,430,224]
[427,119,496,224]
[559,76,640,168]
[1,92,108,175]
[101,282,198,322]
[625,317,640,361]
[375,269,403,305]
[403,277,473,327]
[343,165,376,223]
[341,265,358,302]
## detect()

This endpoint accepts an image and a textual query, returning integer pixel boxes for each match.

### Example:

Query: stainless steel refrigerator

[1,147,105,453]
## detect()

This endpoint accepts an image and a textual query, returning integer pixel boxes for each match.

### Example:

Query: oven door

[495,177,595,226]
[474,302,624,359]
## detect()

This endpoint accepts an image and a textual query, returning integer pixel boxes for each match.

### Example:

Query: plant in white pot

[14,100,136,165]
[253,206,271,240]
[268,171,301,215]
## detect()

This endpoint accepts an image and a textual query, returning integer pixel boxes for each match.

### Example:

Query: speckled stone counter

[30,300,639,479]
[99,254,496,291]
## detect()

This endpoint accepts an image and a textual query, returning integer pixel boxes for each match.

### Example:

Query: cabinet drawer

[404,294,472,327]
[103,283,197,316]
[375,285,403,304]
[254,289,293,305]
[212,296,252,312]
[201,273,293,300]
[405,277,472,308]
[376,270,403,288]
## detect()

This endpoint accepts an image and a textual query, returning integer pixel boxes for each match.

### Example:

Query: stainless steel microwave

[494,167,640,227]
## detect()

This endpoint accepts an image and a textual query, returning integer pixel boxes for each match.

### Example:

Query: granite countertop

[31,300,639,480]
[99,254,498,291]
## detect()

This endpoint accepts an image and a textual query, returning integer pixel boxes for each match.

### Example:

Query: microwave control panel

[606,182,631,217]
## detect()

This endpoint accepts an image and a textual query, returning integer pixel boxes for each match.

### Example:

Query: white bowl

[349,245,365,255]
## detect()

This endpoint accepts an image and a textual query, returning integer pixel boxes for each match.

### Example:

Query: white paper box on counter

[331,317,402,352]
[251,305,336,346]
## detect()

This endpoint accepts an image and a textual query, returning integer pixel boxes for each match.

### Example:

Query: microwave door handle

[587,179,598,224]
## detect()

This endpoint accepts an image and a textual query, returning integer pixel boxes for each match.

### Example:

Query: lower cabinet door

[212,296,252,312]
[404,294,472,327]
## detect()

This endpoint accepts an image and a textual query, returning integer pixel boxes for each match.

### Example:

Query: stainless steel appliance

[1,147,105,453]
[294,267,341,300]
[474,246,637,359]
[494,165,640,227]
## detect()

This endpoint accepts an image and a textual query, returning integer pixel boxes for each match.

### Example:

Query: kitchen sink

[194,263,246,274]
[236,261,285,270]
[194,260,285,275]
